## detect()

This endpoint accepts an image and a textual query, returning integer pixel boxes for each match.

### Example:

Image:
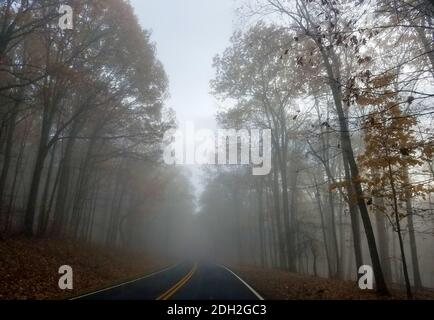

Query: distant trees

[212,23,306,271]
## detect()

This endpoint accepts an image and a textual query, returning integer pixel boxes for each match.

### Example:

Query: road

[74,262,263,300]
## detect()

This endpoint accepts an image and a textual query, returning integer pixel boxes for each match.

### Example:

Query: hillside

[0,237,167,300]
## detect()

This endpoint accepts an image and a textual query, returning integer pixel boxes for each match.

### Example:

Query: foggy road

[73,263,263,300]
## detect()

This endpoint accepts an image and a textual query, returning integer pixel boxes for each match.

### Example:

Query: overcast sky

[130,0,237,129]
[130,0,238,202]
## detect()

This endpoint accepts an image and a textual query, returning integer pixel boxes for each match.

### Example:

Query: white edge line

[220,265,265,300]
[70,263,179,300]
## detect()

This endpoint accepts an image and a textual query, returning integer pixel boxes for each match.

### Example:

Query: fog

[1,0,434,299]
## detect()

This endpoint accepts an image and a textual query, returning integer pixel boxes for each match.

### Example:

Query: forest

[0,0,194,258]
[1,0,434,300]
[200,0,434,298]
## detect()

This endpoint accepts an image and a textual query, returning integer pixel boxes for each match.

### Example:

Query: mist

[1,0,434,301]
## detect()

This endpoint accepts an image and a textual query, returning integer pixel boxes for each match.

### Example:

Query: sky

[130,0,237,129]
[130,0,238,201]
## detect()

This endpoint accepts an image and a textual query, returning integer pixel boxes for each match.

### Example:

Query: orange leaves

[422,143,434,160]
[0,237,165,300]
[371,73,395,89]
[47,63,84,86]
[356,95,378,106]
[356,72,430,208]
[231,265,434,299]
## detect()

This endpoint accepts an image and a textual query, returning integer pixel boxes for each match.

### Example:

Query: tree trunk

[51,120,81,236]
[0,100,19,210]
[266,179,280,268]
[320,46,389,294]
[37,143,57,236]
[25,85,60,236]
[257,179,266,268]
[70,137,98,239]
[387,161,412,298]
[272,159,287,269]
[374,197,393,285]
[289,166,299,272]
[314,179,333,278]
[416,17,434,76]
[4,118,28,234]
[342,154,363,274]
[328,189,341,279]
[278,147,295,271]
[405,191,423,289]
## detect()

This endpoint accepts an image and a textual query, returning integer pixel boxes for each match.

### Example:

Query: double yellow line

[156,263,198,300]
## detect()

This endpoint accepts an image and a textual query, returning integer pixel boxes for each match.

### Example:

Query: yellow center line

[155,263,198,300]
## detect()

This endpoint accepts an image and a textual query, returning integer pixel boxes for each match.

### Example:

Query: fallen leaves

[233,266,434,300]
[0,237,167,300]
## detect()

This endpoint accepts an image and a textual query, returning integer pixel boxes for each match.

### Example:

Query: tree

[358,73,431,297]
[253,0,389,293]
[212,23,307,270]
[0,0,175,254]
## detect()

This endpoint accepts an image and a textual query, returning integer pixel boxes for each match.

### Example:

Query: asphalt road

[74,262,263,300]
